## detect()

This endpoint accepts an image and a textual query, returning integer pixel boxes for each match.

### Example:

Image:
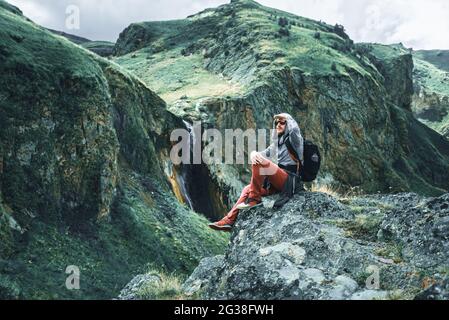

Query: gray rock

[379,192,449,268]
[351,290,389,300]
[182,255,224,297]
[258,242,306,265]
[335,275,358,292]
[302,268,326,284]
[327,275,359,300]
[117,274,161,300]
[414,279,449,300]
[183,192,449,300]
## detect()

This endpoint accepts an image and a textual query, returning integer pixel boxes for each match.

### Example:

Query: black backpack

[286,138,321,182]
[299,140,321,182]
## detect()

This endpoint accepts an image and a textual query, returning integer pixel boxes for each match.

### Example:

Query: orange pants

[225,159,289,222]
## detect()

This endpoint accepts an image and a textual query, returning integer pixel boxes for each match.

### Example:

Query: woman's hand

[250,151,266,165]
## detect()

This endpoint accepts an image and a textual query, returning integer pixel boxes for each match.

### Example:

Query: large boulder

[183,192,449,300]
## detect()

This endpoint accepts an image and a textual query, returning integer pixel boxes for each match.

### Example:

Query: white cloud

[5,0,449,49]
[258,0,449,49]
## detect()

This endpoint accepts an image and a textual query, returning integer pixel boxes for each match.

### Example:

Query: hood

[271,113,298,142]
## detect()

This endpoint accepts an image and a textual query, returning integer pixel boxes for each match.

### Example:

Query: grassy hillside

[411,50,449,138]
[0,2,228,299]
[414,54,449,97]
[415,50,449,73]
[114,0,380,103]
[47,29,115,57]
[81,41,115,57]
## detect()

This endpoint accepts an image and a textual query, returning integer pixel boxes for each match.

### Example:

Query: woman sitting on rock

[209,113,304,231]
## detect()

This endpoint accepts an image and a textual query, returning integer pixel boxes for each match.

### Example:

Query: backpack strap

[284,133,301,175]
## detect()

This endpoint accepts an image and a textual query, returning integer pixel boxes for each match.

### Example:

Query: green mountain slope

[81,41,115,57]
[411,50,449,138]
[114,0,449,198]
[415,50,449,73]
[0,2,228,299]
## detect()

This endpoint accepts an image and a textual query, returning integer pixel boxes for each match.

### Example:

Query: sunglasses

[275,120,286,126]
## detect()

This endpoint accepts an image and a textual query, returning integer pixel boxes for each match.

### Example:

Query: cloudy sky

[6,0,449,49]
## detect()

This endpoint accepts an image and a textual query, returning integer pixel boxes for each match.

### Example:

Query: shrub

[136,270,189,300]
[314,32,321,39]
[278,17,288,27]
[344,39,354,51]
[340,212,384,241]
[278,27,290,37]
[333,23,349,39]
[355,44,372,56]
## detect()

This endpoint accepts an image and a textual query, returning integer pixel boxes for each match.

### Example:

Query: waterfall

[176,120,196,210]
[177,170,194,210]
[169,120,226,220]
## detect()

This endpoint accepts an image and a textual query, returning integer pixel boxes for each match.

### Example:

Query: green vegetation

[81,41,115,49]
[113,0,380,102]
[375,243,404,264]
[413,57,449,97]
[0,2,229,299]
[0,0,21,15]
[414,50,449,73]
[410,50,449,139]
[2,0,449,300]
[81,41,115,57]
[1,166,229,298]
[115,49,242,103]
[1,170,228,300]
[337,212,384,241]
[367,43,410,61]
[134,269,195,300]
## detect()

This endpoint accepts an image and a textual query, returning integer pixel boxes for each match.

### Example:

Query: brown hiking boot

[235,197,262,210]
[208,217,234,232]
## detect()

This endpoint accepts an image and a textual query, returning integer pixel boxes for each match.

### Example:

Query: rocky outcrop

[415,279,449,300]
[182,191,449,300]
[117,273,162,300]
[362,43,414,111]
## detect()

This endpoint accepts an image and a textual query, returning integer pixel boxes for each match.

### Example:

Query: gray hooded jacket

[260,113,304,167]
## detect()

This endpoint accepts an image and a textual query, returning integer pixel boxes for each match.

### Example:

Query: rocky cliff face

[0,3,228,299]
[181,191,449,300]
[114,0,449,202]
[360,43,414,111]
[411,50,449,139]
